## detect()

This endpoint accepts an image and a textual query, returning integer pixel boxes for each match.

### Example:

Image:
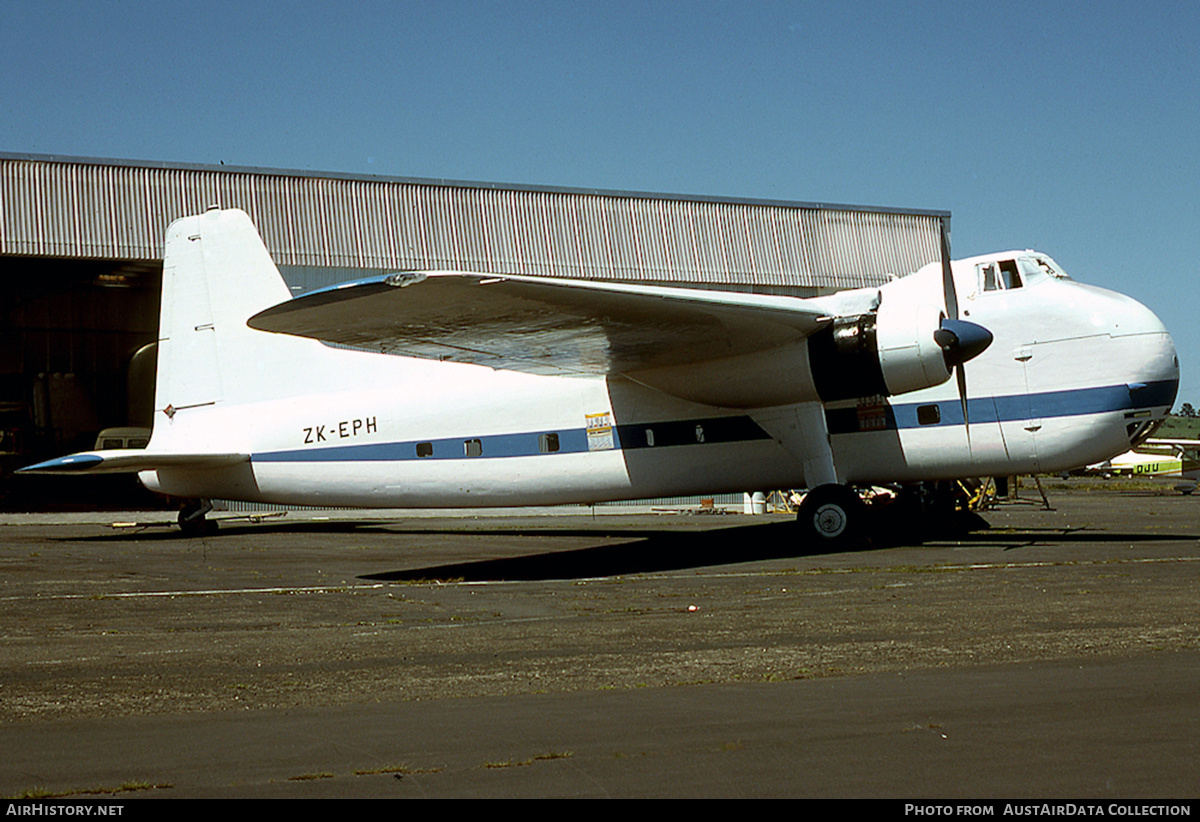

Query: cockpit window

[1018,257,1045,283]
[976,259,1022,292]
[976,254,1068,295]
[998,259,1022,289]
[1032,255,1069,279]
[979,262,998,291]
[1015,255,1071,283]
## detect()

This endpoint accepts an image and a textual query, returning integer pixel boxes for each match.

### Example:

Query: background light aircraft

[1084,435,1200,494]
[20,208,1179,546]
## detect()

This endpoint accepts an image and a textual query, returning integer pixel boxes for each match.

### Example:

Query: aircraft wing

[1145,438,1200,448]
[17,451,250,475]
[247,272,833,376]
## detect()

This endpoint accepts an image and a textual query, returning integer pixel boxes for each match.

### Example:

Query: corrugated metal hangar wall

[0,153,949,507]
[1,154,947,288]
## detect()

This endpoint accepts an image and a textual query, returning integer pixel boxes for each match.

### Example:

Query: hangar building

[0,152,949,508]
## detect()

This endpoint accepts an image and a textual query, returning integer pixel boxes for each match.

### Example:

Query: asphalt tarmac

[1,486,1198,799]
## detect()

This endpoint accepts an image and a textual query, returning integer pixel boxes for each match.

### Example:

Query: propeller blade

[934,314,992,447]
[936,219,976,445]
[957,365,970,432]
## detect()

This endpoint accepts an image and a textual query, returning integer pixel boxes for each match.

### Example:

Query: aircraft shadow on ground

[359,523,1200,583]
[55,518,402,542]
[933,526,1200,551]
[359,516,1200,582]
[56,516,830,577]
[60,517,772,544]
[362,520,828,582]
[54,515,1200,581]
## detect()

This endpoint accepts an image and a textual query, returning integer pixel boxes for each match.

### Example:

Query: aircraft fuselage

[139,253,1177,507]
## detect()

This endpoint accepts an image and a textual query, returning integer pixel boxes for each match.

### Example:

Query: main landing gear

[794,481,993,551]
[795,483,869,550]
[178,498,218,536]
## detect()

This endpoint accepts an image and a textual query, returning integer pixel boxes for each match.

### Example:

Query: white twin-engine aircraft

[21,208,1178,545]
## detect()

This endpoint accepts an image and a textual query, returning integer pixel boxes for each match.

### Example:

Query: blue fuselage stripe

[893,380,1176,429]
[251,381,1176,463]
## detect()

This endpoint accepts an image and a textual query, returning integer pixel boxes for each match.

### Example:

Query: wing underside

[248,272,833,376]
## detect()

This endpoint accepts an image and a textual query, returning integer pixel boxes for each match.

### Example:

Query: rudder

[153,207,294,420]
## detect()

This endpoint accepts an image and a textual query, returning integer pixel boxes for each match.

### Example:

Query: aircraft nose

[1105,288,1174,341]
[1104,289,1179,407]
[1057,281,1178,407]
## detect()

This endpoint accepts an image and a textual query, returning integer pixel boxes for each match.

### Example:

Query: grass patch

[484,751,574,768]
[6,781,171,799]
[354,764,442,776]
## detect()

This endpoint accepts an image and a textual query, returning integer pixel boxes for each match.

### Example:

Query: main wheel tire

[796,484,868,550]
[178,517,219,537]
[178,499,218,537]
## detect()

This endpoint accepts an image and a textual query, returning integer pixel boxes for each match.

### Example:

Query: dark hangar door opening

[0,256,161,509]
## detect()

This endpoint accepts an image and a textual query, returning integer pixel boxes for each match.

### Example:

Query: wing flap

[248,272,832,376]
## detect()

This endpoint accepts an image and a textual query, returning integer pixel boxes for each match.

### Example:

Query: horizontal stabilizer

[18,451,250,476]
[248,272,832,376]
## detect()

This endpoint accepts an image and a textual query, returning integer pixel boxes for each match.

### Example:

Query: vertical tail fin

[19,208,295,476]
[154,207,293,419]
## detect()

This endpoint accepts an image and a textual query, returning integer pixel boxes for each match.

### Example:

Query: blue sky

[3,0,1198,403]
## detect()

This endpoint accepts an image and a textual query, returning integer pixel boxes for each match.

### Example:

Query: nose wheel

[796,484,868,549]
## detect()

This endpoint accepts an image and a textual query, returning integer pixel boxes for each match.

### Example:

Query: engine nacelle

[626,292,988,409]
[806,302,952,402]
[876,301,955,395]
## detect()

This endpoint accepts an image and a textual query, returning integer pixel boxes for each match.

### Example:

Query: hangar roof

[0,152,949,290]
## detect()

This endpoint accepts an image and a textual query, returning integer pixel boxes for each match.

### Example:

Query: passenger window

[464,439,482,457]
[416,442,433,458]
[539,433,560,453]
[917,405,940,425]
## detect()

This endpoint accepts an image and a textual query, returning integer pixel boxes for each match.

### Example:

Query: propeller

[935,319,993,368]
[934,220,992,436]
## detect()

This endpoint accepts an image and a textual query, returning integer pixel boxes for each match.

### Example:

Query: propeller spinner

[935,319,993,369]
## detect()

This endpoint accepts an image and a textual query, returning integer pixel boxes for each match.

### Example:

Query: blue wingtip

[16,454,105,473]
[248,273,397,327]
[301,273,395,298]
